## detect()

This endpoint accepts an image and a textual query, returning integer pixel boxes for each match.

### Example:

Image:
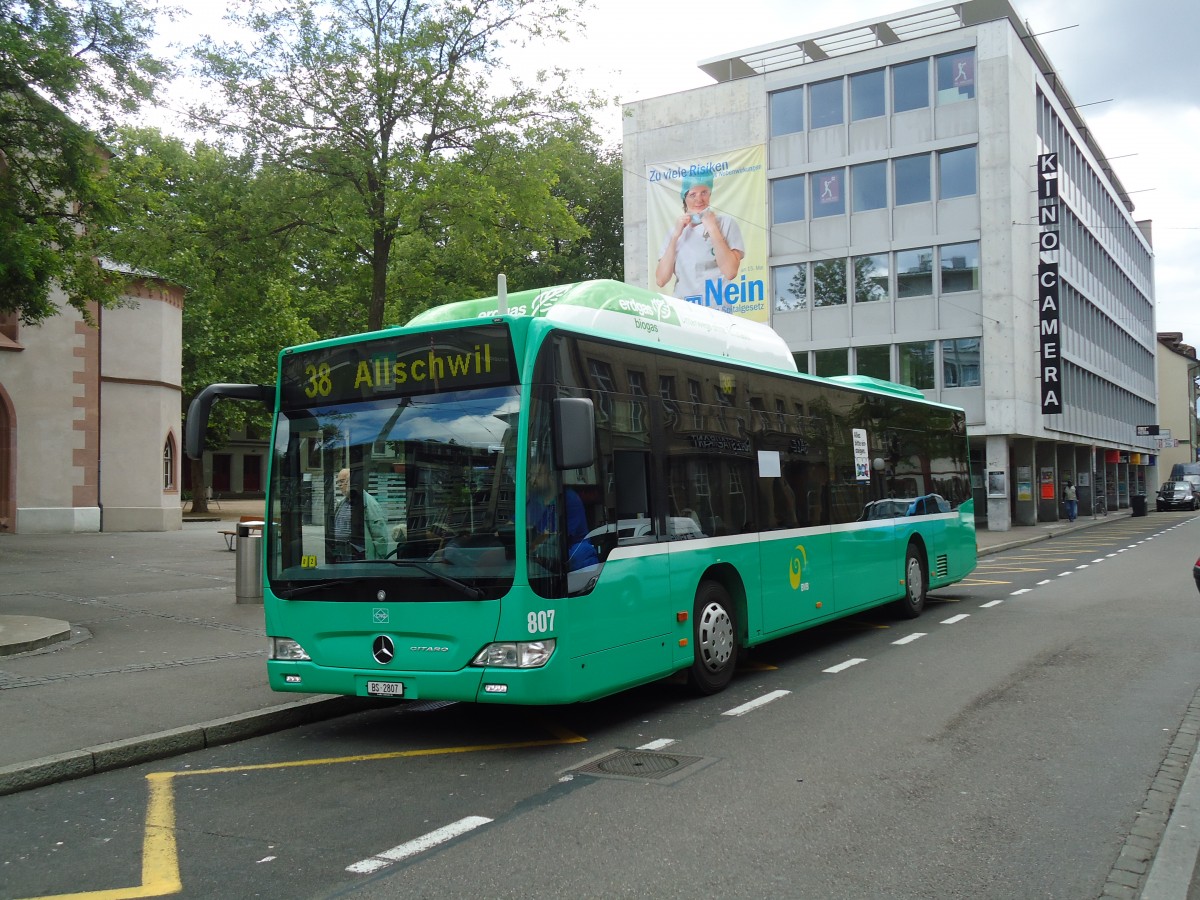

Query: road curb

[0,695,373,796]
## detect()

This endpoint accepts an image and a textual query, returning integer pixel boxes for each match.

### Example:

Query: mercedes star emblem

[372,635,395,665]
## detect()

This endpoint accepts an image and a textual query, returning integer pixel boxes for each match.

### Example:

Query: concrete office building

[623,0,1158,531]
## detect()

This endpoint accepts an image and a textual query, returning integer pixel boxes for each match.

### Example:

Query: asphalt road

[3,512,1198,900]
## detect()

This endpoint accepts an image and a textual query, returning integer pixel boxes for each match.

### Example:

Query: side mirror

[185,383,275,459]
[553,398,595,470]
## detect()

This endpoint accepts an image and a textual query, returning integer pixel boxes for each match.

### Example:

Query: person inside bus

[655,172,745,306]
[527,461,599,572]
[332,467,389,560]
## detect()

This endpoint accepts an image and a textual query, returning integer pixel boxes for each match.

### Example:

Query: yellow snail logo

[788,544,808,591]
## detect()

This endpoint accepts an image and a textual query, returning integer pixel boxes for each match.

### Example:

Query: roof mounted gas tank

[407,279,797,373]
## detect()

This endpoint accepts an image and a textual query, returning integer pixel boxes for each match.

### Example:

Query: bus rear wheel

[895,545,927,619]
[688,581,738,695]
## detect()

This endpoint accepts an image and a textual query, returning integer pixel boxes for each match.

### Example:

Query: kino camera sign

[1038,152,1062,415]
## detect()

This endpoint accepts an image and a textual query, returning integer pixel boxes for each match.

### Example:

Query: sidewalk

[0,500,366,794]
[0,505,1127,794]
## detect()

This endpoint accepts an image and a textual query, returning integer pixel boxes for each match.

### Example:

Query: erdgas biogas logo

[614,296,680,326]
[530,285,572,317]
[788,544,809,592]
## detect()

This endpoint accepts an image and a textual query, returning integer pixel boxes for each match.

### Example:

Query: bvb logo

[788,544,808,591]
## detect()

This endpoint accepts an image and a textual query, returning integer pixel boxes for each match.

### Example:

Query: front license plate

[367,681,404,697]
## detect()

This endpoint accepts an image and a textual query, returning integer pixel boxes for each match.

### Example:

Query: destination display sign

[278,324,517,410]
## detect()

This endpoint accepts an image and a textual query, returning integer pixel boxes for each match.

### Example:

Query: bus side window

[614,450,654,543]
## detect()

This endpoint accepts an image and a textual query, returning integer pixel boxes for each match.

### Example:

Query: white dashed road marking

[821,658,868,675]
[723,689,792,716]
[348,816,493,874]
[638,738,676,751]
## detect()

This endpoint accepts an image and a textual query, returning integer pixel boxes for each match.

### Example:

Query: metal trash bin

[235,522,264,604]
[1130,494,1147,518]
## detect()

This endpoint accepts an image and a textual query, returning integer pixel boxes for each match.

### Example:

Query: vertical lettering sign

[1037,152,1062,415]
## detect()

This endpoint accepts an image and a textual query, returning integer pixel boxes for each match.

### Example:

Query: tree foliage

[192,0,606,331]
[97,127,318,438]
[0,0,168,323]
[498,136,624,293]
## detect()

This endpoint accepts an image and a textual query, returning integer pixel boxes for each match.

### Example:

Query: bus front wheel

[896,545,927,619]
[688,581,738,695]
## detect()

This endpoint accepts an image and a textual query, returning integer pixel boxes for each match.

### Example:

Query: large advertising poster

[646,146,767,322]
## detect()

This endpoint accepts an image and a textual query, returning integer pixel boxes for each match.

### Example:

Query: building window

[853,254,889,303]
[812,258,848,307]
[163,436,176,491]
[792,352,810,374]
[770,86,805,137]
[938,146,977,199]
[896,247,934,298]
[851,161,886,212]
[940,241,981,293]
[809,78,843,128]
[0,310,19,345]
[943,338,982,387]
[773,263,807,311]
[811,168,845,218]
[892,58,929,112]
[856,345,891,380]
[627,369,647,433]
[936,49,975,104]
[850,69,885,121]
[893,153,931,205]
[814,348,848,377]
[659,375,680,428]
[771,175,806,223]
[898,341,935,389]
[587,358,616,423]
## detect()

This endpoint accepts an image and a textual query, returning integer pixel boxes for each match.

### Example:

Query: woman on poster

[655,173,745,305]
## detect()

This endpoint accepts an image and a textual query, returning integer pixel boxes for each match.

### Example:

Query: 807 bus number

[528,610,555,634]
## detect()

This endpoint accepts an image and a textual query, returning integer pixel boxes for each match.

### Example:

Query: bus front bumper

[266,660,581,705]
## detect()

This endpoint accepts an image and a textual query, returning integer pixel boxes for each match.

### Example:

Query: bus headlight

[270,637,311,661]
[471,639,555,669]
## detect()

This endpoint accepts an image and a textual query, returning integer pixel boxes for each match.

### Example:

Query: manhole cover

[570,749,713,784]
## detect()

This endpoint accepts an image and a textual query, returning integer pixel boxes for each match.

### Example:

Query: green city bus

[186,279,976,703]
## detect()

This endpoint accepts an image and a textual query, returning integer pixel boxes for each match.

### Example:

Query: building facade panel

[624,0,1159,531]
[0,279,183,534]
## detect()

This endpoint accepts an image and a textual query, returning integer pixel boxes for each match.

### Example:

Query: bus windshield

[267,384,521,602]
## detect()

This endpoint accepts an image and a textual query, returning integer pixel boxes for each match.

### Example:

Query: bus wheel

[896,545,926,619]
[688,581,738,695]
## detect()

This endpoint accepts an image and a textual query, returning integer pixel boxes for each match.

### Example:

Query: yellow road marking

[739,660,778,671]
[974,566,1047,574]
[22,725,586,899]
[174,733,586,778]
[21,774,181,900]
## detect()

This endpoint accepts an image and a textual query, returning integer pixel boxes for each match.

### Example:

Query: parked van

[1170,462,1200,480]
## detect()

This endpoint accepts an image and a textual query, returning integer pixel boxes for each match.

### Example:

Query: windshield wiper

[385,560,485,600]
[275,579,354,599]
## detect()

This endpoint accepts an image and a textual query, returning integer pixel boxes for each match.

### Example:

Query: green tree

[193,0,602,332]
[98,126,320,510]
[0,0,167,323]
[499,137,623,290]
